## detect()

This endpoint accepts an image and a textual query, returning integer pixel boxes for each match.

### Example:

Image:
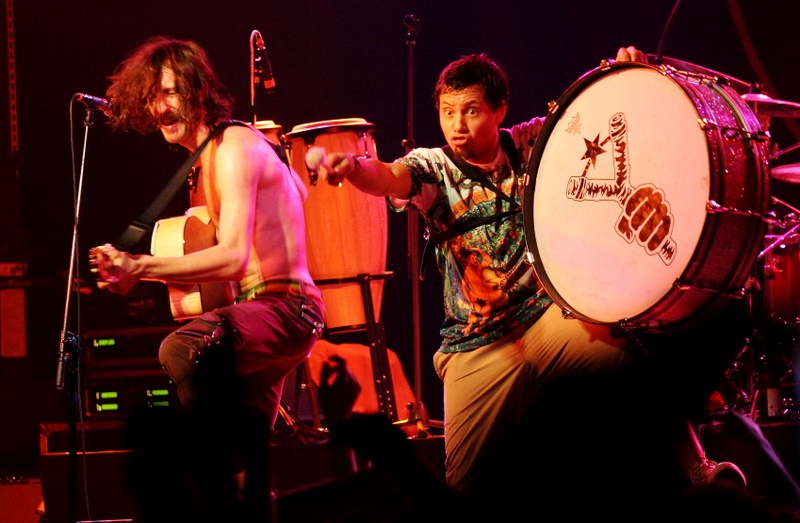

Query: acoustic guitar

[90,205,237,321]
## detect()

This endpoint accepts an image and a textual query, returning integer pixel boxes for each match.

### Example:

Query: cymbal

[742,92,800,119]
[771,163,800,183]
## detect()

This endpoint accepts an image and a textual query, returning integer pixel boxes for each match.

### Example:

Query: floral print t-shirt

[392,118,553,352]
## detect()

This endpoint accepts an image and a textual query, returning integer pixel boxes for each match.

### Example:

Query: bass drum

[523,61,770,331]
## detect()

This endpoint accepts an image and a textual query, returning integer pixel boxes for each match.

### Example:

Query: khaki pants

[433,304,637,494]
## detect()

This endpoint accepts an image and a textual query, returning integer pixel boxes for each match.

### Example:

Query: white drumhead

[532,65,710,323]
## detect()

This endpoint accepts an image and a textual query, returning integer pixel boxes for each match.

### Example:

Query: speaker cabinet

[0,478,44,523]
[38,421,137,523]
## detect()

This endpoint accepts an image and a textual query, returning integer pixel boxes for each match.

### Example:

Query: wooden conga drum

[254,119,283,147]
[285,118,388,331]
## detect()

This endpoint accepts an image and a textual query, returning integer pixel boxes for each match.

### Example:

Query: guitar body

[151,206,237,320]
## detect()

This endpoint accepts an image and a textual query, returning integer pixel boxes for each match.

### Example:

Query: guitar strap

[115,120,286,250]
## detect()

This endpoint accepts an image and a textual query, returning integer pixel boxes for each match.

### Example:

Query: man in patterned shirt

[306,46,747,519]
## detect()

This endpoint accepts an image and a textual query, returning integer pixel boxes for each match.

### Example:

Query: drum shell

[523,62,770,331]
[285,119,387,330]
[765,236,800,323]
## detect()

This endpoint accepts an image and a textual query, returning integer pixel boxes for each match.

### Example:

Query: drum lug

[700,119,770,143]
[616,317,673,334]
[706,199,768,221]
[673,277,747,300]
[524,250,534,266]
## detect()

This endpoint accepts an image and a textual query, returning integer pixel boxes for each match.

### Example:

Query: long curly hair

[105,36,234,134]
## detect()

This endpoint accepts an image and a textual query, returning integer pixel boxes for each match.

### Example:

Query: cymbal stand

[769,141,800,161]
[759,222,800,261]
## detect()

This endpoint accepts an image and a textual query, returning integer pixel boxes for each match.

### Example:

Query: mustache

[157,110,182,127]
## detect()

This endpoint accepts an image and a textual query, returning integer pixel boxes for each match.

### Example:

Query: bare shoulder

[216,123,278,161]
[218,122,264,147]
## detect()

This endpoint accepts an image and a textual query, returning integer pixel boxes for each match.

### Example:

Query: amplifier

[83,325,176,370]
[82,326,177,419]
[84,370,175,419]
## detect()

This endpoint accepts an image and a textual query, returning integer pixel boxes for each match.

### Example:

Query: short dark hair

[434,53,509,110]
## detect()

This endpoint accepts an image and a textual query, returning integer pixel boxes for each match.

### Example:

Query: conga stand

[310,272,399,422]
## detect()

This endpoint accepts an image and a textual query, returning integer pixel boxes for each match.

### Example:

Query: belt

[235,279,319,303]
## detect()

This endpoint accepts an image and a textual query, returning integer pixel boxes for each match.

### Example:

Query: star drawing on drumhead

[581,133,606,167]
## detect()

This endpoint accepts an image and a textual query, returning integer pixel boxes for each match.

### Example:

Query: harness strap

[418,129,523,280]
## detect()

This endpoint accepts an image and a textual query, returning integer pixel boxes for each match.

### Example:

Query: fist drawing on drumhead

[565,112,676,265]
[616,184,675,261]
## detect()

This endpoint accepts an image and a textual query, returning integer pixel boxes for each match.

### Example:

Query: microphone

[253,34,276,92]
[403,14,420,34]
[76,93,111,111]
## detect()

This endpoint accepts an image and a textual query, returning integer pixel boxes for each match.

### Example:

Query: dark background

[2,0,800,475]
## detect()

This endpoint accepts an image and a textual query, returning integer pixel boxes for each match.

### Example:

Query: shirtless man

[92,36,324,521]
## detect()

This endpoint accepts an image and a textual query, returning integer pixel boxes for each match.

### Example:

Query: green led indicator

[148,389,170,397]
[92,338,116,347]
[96,403,119,411]
[149,401,170,408]
[97,391,119,399]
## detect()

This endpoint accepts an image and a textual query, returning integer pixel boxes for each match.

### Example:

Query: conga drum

[524,61,770,331]
[285,118,387,331]
[254,119,283,147]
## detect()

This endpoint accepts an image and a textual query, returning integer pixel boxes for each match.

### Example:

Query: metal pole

[400,14,438,435]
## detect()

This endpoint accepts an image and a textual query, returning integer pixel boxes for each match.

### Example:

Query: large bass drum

[523,61,770,331]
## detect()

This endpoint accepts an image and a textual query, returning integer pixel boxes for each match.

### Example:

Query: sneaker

[688,458,747,487]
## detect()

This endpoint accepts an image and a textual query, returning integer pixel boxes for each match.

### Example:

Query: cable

[654,0,682,64]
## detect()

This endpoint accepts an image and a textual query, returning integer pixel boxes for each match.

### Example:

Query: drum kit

[522,56,800,423]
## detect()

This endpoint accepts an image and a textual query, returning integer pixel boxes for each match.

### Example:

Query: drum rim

[254,119,283,132]
[286,118,374,138]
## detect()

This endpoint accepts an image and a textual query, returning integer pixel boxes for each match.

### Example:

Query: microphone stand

[400,14,440,437]
[55,100,96,523]
[249,29,260,124]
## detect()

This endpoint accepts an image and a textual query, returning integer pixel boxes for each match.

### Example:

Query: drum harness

[419,129,523,280]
